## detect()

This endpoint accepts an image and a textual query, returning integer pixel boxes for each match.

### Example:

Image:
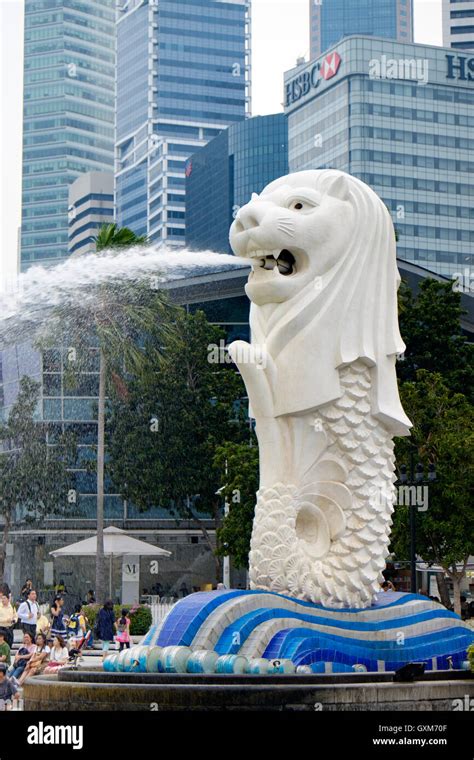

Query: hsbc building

[284,35,474,278]
[285,52,343,107]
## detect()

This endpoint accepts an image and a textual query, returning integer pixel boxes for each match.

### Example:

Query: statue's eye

[288,199,315,212]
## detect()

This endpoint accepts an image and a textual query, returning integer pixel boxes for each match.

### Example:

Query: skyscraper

[443,0,474,50]
[310,0,413,59]
[115,0,251,248]
[20,0,116,271]
[186,114,288,254]
[68,171,114,256]
[284,36,474,278]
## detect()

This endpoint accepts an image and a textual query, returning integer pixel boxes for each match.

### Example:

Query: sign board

[122,561,139,582]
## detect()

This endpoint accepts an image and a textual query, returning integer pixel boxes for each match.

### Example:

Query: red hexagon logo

[320,52,342,81]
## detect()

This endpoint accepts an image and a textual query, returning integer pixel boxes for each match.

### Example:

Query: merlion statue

[228,169,412,609]
[128,168,472,676]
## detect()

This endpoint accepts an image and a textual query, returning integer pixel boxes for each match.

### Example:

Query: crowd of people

[0,579,132,709]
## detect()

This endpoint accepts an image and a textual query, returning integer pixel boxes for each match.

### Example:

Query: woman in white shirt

[43,635,69,674]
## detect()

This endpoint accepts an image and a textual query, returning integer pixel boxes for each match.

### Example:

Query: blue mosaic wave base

[143,590,474,673]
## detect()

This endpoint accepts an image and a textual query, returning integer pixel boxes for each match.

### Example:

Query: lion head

[229,170,411,436]
[230,171,355,306]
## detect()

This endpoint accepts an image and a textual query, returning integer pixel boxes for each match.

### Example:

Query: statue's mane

[249,169,412,436]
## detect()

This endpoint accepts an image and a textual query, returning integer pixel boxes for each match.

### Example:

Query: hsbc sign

[285,52,342,107]
[446,54,474,82]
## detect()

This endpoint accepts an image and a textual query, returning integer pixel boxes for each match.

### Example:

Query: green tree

[107,309,249,578]
[391,371,473,616]
[0,377,76,581]
[214,440,259,570]
[41,224,173,601]
[398,278,473,400]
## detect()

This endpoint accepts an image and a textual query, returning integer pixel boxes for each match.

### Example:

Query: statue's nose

[237,202,266,231]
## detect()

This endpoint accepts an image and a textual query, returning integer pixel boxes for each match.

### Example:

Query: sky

[0,0,443,288]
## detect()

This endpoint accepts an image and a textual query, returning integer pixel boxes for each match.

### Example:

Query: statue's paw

[227,340,267,369]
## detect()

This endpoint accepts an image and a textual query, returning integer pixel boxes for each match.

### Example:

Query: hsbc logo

[285,52,342,107]
[320,52,342,81]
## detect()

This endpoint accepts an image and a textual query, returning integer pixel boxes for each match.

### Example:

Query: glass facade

[285,36,474,277]
[186,114,288,253]
[442,0,474,50]
[20,0,116,271]
[115,0,251,248]
[310,0,413,59]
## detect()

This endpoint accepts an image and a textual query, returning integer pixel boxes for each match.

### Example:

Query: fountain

[19,170,474,710]
[0,247,248,348]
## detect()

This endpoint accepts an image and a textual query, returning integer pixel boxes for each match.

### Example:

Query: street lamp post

[398,453,436,593]
[216,460,231,589]
[223,496,230,589]
[222,458,231,588]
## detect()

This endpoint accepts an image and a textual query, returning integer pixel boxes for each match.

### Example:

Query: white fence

[147,598,176,626]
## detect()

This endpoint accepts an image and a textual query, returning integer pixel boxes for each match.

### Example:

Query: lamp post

[216,459,231,589]
[398,453,436,593]
[223,459,230,588]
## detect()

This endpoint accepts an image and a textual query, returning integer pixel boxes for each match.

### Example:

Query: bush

[82,604,100,630]
[82,603,152,636]
[127,605,152,636]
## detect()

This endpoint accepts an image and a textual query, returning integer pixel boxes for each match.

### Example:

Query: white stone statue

[228,169,412,609]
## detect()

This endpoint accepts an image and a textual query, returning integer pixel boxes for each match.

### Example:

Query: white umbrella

[50,526,171,598]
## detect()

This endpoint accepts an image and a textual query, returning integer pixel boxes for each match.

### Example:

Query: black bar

[0,710,472,757]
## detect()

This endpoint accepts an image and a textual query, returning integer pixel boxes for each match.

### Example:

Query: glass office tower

[310,0,413,59]
[285,36,474,278]
[442,0,474,50]
[115,0,251,247]
[186,114,288,253]
[20,0,116,271]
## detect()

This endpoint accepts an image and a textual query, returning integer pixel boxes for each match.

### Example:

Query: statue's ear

[324,174,350,201]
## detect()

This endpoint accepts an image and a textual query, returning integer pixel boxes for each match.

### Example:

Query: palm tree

[93,223,148,252]
[92,224,149,602]
[43,224,173,602]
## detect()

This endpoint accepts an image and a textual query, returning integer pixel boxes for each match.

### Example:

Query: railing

[144,597,176,626]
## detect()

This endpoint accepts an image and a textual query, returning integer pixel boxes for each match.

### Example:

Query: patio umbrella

[50,526,172,598]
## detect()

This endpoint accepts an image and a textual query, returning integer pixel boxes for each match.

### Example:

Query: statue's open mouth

[259,249,296,276]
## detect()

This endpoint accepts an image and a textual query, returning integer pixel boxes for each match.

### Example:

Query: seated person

[0,663,18,710]
[17,633,50,686]
[0,629,11,667]
[8,632,36,681]
[43,635,69,674]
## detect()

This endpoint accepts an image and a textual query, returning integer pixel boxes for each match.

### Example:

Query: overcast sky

[0,0,443,286]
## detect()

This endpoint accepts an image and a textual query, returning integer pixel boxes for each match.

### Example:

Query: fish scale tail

[248,360,397,609]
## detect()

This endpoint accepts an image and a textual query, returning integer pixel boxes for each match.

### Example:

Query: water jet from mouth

[0,247,251,349]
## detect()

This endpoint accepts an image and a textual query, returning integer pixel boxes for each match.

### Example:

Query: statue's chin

[245,280,291,305]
